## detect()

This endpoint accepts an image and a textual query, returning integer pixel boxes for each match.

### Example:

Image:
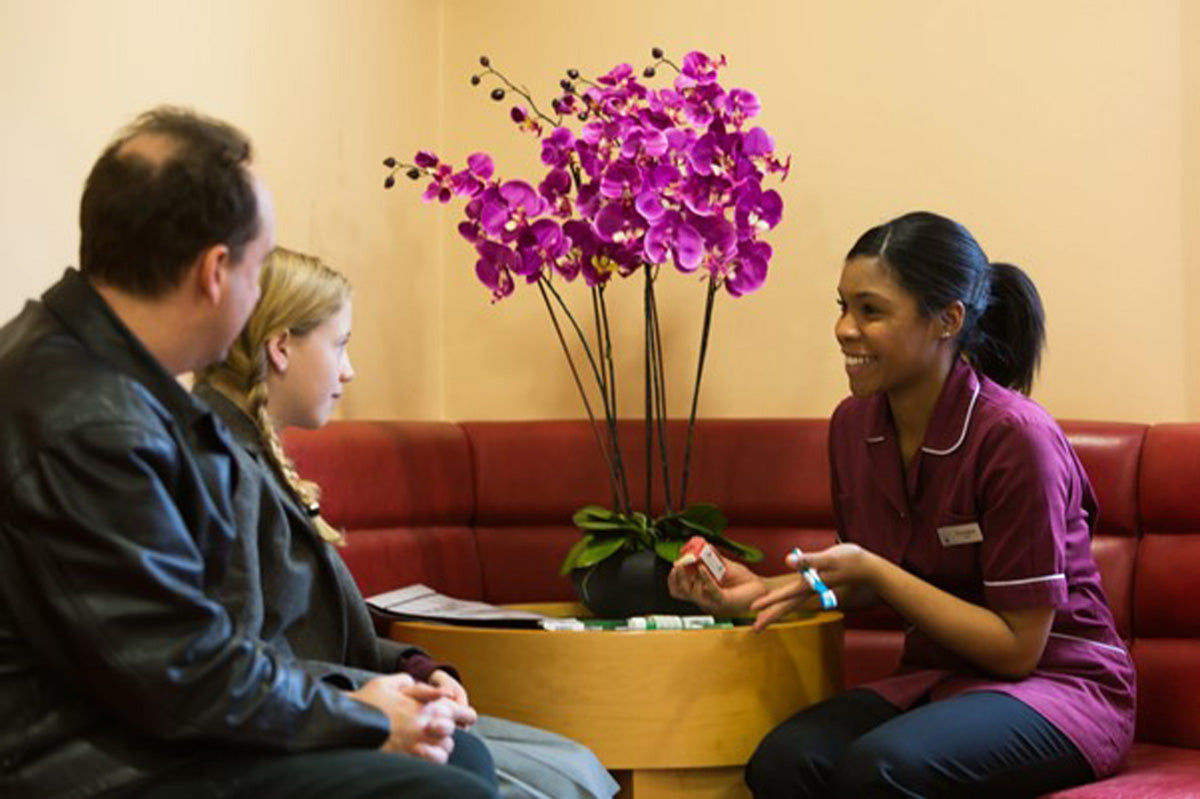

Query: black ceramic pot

[572,548,702,619]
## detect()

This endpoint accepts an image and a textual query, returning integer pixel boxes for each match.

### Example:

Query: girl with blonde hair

[196,247,617,799]
[199,246,351,545]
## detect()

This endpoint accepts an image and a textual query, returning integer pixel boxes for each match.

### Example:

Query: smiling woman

[668,211,1135,798]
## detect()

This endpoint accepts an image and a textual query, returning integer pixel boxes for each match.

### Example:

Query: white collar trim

[921,379,980,456]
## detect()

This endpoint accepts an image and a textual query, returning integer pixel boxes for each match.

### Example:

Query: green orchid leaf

[677,516,716,536]
[572,536,627,569]
[558,534,596,575]
[653,514,688,538]
[707,533,764,563]
[681,503,728,534]
[573,505,643,535]
[572,505,619,526]
[654,539,686,563]
[577,521,637,534]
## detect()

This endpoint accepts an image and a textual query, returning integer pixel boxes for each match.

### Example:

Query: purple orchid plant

[385,49,785,575]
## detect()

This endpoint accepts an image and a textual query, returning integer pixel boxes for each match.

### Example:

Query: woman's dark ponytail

[972,262,1045,395]
[847,212,1046,394]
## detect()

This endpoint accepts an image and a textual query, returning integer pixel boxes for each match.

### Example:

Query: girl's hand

[428,669,474,727]
[668,556,767,615]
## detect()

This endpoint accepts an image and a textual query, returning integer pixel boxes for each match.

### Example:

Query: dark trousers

[746,689,1094,799]
[109,730,498,799]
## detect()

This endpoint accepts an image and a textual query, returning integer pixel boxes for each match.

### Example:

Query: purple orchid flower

[687,132,722,176]
[742,127,775,157]
[467,152,494,179]
[634,190,667,223]
[600,161,642,199]
[695,215,738,276]
[594,201,644,244]
[458,220,481,244]
[474,240,517,301]
[515,218,567,280]
[597,63,633,86]
[560,219,598,281]
[398,50,786,307]
[679,51,722,86]
[680,173,733,217]
[724,89,761,120]
[680,82,725,127]
[735,183,783,239]
[449,170,483,198]
[725,240,771,297]
[541,127,575,167]
[479,181,547,241]
[645,163,681,191]
[644,211,704,272]
[648,88,684,114]
[619,126,669,159]
[538,167,573,208]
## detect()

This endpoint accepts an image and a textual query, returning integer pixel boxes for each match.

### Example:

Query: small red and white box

[680,535,727,584]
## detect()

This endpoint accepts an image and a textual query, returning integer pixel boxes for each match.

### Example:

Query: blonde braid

[252,385,345,546]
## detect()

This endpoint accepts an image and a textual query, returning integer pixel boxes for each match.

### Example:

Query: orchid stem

[537,280,622,509]
[542,278,608,409]
[542,277,628,511]
[643,270,654,513]
[680,279,718,508]
[647,269,673,513]
[595,286,630,512]
[481,68,559,127]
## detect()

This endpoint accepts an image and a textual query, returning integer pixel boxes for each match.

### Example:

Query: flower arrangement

[384,48,787,584]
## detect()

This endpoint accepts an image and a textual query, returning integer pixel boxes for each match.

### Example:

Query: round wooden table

[391,602,843,799]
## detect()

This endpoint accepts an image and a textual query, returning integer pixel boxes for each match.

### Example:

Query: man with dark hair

[0,107,498,799]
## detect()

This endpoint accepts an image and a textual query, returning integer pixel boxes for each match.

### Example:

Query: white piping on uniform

[922,380,981,455]
[1049,632,1130,656]
[866,435,886,443]
[984,573,1066,587]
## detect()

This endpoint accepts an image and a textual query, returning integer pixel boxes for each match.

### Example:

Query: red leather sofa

[286,419,1200,796]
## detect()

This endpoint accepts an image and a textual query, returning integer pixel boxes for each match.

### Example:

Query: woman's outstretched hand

[750,543,879,630]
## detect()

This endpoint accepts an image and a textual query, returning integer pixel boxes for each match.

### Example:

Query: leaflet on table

[366,583,550,628]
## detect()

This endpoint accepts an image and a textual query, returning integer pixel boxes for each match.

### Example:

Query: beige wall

[1,0,1195,423]
[1185,0,1200,419]
[0,0,445,419]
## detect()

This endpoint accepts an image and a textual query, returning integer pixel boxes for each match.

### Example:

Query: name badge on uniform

[937,521,983,547]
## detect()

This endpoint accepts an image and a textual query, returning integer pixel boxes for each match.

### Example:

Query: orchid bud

[643,66,656,78]
[490,88,506,101]
[383,175,396,189]
[479,55,490,67]
[567,68,580,79]
[651,47,664,59]
[382,157,397,168]
[406,168,421,180]
[470,75,481,86]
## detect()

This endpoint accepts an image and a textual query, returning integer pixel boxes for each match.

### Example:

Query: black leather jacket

[0,271,387,799]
